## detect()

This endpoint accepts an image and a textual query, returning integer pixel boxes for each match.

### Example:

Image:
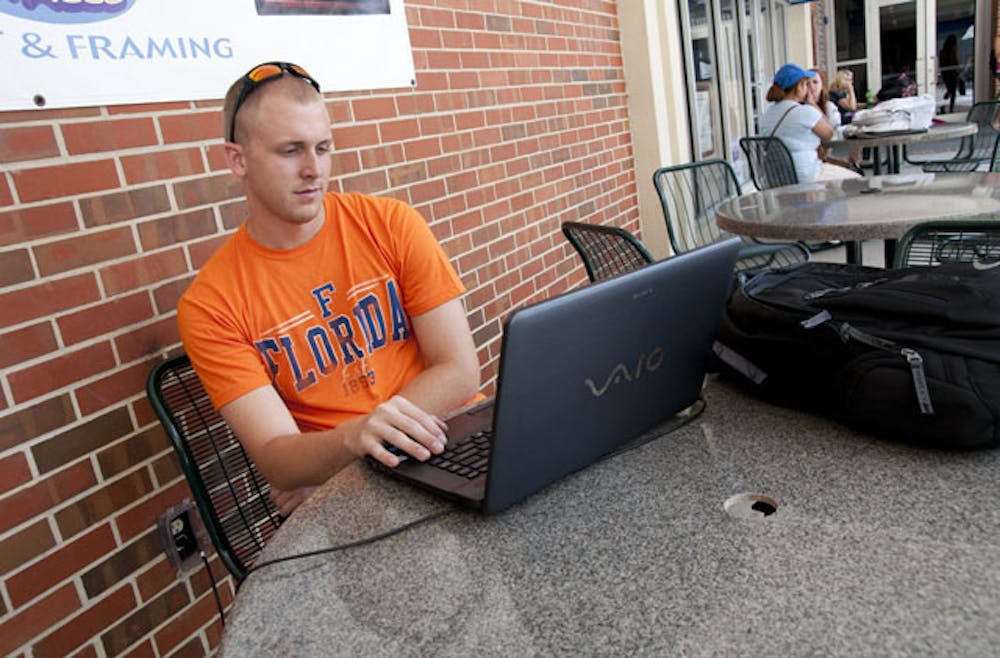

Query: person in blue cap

[758,63,860,182]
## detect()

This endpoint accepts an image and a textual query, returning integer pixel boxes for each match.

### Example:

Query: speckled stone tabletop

[219,376,1000,657]
[716,171,1000,242]
[831,120,977,148]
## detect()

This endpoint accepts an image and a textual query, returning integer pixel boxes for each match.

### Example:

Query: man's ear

[225,142,247,177]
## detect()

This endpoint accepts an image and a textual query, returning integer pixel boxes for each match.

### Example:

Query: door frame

[865,0,936,96]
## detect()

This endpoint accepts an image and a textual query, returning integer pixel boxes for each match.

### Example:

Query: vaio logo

[584,347,665,397]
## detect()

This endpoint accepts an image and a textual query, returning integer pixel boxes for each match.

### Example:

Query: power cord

[244,507,458,577]
[605,397,706,459]
[200,550,226,628]
[238,403,705,579]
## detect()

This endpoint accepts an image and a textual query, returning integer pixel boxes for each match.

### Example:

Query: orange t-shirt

[177,192,466,431]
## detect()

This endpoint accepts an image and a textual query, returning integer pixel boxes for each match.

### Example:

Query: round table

[830,121,977,174]
[716,171,1000,264]
[217,377,1000,656]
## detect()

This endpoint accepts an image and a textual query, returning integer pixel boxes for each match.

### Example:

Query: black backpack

[714,262,1000,449]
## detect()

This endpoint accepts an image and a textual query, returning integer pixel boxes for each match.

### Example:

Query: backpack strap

[769,104,797,138]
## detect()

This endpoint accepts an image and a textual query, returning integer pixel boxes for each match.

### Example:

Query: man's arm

[218,297,480,491]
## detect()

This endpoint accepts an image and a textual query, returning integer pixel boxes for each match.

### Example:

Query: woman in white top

[758,63,859,182]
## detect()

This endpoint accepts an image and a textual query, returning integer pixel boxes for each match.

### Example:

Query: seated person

[828,69,858,123]
[178,61,481,516]
[758,63,860,182]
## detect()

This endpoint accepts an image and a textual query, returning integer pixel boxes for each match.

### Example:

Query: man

[178,62,481,515]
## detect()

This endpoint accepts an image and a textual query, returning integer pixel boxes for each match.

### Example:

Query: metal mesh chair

[147,354,282,583]
[561,221,654,282]
[652,159,809,273]
[892,220,1000,268]
[910,100,1000,173]
[739,136,799,190]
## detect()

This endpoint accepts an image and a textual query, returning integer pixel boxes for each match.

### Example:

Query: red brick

[137,208,216,251]
[120,640,156,658]
[78,186,172,228]
[0,175,12,206]
[153,275,193,315]
[204,143,228,172]
[404,137,443,160]
[378,118,420,142]
[0,273,100,329]
[121,147,206,185]
[32,585,136,658]
[7,524,116,608]
[69,643,99,658]
[188,235,228,269]
[57,292,153,346]
[62,118,157,155]
[76,358,157,416]
[0,202,79,246]
[136,557,176,603]
[7,341,116,404]
[172,173,244,210]
[12,159,121,203]
[33,226,136,277]
[0,519,56,575]
[159,111,223,144]
[153,593,220,656]
[0,125,59,163]
[0,451,31,495]
[342,170,389,194]
[332,123,380,149]
[115,480,189,542]
[0,460,96,534]
[394,91,435,116]
[100,582,189,655]
[114,317,181,363]
[54,470,153,540]
[0,248,34,287]
[351,97,398,121]
[99,248,188,296]
[0,584,80,657]
[359,144,405,170]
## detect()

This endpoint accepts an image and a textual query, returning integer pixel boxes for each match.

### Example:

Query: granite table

[716,171,1000,265]
[830,121,977,174]
[218,376,1000,656]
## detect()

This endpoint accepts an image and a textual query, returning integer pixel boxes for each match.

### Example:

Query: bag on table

[713,262,1000,449]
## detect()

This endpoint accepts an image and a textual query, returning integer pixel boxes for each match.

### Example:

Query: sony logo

[584,347,665,397]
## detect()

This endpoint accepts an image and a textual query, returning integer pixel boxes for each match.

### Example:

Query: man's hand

[341,395,448,467]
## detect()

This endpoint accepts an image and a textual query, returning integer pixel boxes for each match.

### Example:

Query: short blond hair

[222,73,322,143]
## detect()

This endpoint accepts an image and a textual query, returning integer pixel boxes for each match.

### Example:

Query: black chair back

[739,136,799,190]
[922,100,1000,173]
[893,220,1000,268]
[652,159,809,273]
[147,354,282,583]
[561,221,653,282]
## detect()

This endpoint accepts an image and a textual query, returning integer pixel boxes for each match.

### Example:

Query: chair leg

[845,241,863,264]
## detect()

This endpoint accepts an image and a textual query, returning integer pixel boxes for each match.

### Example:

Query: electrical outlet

[157,500,203,573]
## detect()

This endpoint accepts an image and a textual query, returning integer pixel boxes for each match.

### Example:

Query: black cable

[244,507,457,577]
[200,550,226,628]
[604,397,707,459]
[241,403,705,578]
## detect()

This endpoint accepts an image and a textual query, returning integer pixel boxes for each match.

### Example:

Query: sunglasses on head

[227,61,321,143]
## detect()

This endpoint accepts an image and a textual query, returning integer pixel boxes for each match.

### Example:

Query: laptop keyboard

[427,430,493,478]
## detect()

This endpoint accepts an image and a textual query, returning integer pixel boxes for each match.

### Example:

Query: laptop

[368,236,741,513]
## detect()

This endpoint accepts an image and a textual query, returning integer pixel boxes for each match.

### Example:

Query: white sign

[1,0,415,111]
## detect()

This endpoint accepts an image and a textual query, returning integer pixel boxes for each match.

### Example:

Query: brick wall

[0,1,639,655]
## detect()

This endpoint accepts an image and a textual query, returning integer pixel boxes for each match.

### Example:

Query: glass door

[832,0,871,102]
[678,0,790,182]
[934,0,976,114]
[867,0,922,97]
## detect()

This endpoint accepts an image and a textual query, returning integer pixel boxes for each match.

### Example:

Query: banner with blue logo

[1,0,414,110]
